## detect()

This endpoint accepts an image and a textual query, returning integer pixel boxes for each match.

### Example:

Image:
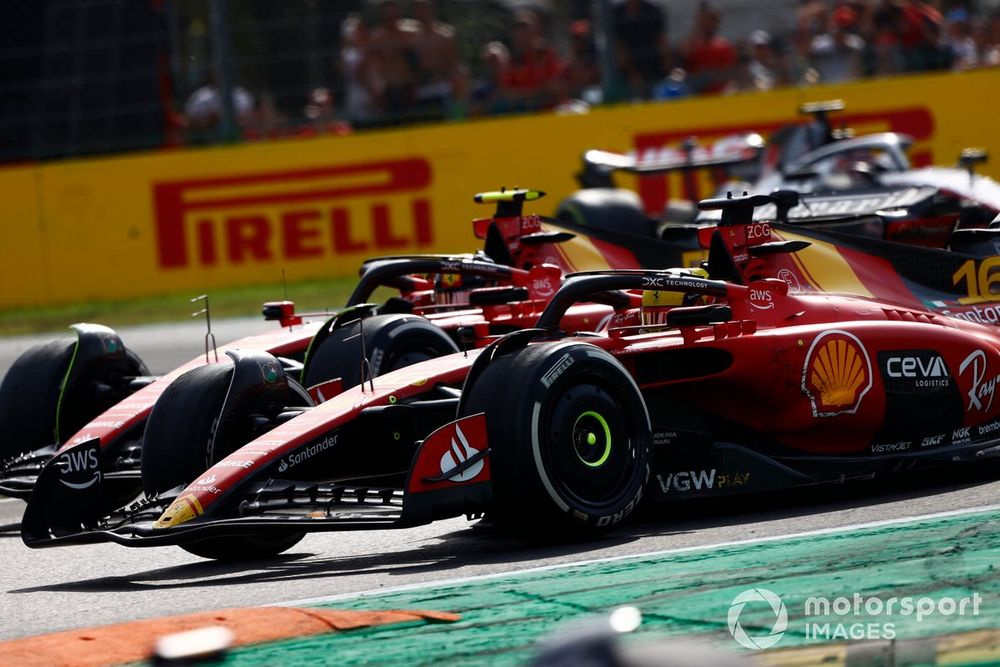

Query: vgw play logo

[727,588,788,650]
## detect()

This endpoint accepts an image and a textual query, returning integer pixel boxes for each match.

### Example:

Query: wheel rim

[572,411,612,468]
[387,346,438,370]
[544,380,637,509]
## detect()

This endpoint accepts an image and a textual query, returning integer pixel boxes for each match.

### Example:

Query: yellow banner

[3,69,999,308]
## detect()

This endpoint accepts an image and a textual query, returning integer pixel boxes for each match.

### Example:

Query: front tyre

[461,342,650,540]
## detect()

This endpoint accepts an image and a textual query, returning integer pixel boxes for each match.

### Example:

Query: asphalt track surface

[1,320,999,642]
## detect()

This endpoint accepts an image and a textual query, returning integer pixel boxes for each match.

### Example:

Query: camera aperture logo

[727,588,788,650]
[727,588,984,650]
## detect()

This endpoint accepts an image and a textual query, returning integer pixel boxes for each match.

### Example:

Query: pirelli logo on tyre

[152,157,435,269]
[802,330,873,418]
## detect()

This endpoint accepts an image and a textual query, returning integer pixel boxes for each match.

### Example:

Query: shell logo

[802,330,873,417]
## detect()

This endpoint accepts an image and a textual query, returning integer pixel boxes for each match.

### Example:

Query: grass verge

[0,277,360,337]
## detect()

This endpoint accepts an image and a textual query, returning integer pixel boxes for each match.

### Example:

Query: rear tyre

[0,338,148,459]
[556,189,655,238]
[302,314,459,390]
[460,342,650,540]
[180,533,305,561]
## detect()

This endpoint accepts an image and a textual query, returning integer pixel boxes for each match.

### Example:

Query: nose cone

[154,493,204,529]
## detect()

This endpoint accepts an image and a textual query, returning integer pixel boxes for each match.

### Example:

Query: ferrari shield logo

[802,330,873,417]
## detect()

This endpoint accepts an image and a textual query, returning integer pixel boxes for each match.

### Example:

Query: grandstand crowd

[178,0,1000,143]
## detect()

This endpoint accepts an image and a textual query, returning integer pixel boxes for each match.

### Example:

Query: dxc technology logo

[727,588,788,650]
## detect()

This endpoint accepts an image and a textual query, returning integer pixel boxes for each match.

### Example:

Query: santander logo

[439,425,483,482]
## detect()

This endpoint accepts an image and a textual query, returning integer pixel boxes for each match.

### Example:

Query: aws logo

[55,443,101,490]
[802,330,873,417]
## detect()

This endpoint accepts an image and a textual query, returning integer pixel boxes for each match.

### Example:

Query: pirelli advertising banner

[3,69,1000,309]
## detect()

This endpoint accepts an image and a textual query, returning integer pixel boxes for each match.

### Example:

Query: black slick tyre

[141,363,307,560]
[180,533,305,561]
[141,363,234,496]
[302,314,459,390]
[0,338,147,459]
[460,342,650,540]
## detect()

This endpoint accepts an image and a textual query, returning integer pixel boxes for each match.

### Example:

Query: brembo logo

[152,158,434,269]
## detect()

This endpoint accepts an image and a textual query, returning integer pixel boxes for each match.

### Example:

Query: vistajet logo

[153,158,434,269]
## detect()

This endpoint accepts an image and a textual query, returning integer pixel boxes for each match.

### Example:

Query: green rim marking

[574,411,611,468]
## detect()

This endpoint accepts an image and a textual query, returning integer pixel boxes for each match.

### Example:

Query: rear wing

[578,133,764,188]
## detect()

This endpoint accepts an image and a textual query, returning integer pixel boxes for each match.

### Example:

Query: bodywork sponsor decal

[656,469,717,493]
[882,351,950,389]
[438,424,484,482]
[959,350,1000,413]
[54,446,101,490]
[277,434,339,473]
[802,330,873,417]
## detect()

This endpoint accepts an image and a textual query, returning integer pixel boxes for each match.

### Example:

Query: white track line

[276,503,1000,608]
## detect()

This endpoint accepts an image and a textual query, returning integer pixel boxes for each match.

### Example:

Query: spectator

[981,10,1000,66]
[242,92,285,141]
[182,74,255,144]
[339,13,378,125]
[865,1,906,76]
[563,19,602,103]
[471,41,510,115]
[945,7,978,69]
[411,0,458,113]
[301,88,352,137]
[897,0,952,71]
[612,0,671,98]
[809,4,866,83]
[499,10,564,111]
[744,30,785,91]
[367,0,419,117]
[679,1,738,94]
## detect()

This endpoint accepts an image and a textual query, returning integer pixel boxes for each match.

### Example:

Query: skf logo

[802,330,873,417]
[152,158,434,269]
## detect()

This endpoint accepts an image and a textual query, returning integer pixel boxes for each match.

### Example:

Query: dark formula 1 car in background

[21,194,1000,561]
[1,189,661,500]
[560,100,1000,250]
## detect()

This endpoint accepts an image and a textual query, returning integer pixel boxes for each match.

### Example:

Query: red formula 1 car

[22,194,1000,560]
[0,190,652,500]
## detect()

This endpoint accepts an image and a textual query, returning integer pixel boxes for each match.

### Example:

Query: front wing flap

[22,415,494,549]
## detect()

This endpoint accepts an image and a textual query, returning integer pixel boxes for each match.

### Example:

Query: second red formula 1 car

[0,189,635,499]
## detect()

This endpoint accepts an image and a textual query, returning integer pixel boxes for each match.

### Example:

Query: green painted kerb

[222,509,1000,667]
